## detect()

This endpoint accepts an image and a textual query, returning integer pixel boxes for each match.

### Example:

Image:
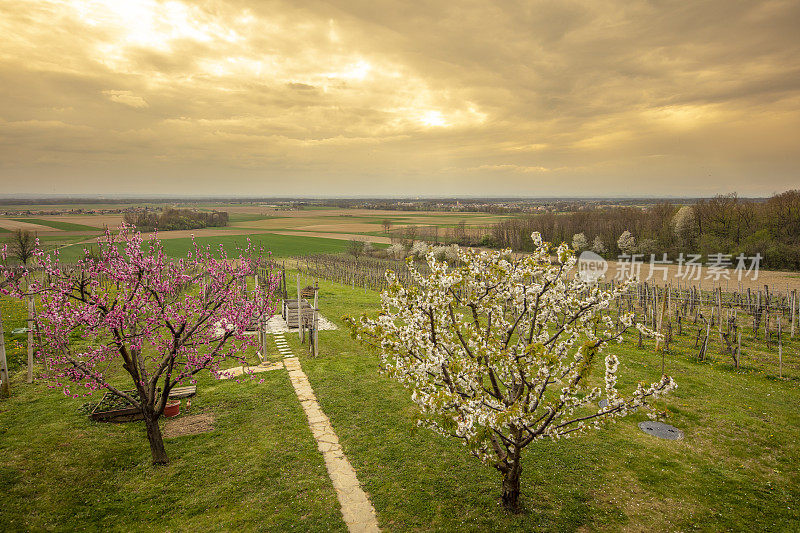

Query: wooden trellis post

[0,307,9,398]
[297,274,303,342]
[736,327,741,369]
[313,287,319,357]
[778,317,783,379]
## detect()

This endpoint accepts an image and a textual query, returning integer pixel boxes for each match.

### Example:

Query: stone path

[266,314,339,334]
[273,333,380,532]
[216,361,284,380]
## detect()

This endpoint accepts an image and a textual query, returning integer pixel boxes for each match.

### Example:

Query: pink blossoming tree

[1,226,279,465]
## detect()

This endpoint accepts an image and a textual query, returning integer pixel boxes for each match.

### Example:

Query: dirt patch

[267,230,392,244]
[163,412,215,438]
[297,223,382,233]
[76,228,270,245]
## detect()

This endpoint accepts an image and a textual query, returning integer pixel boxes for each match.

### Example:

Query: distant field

[0,219,52,232]
[161,234,374,258]
[2,207,506,254]
[54,233,370,262]
[11,218,100,232]
[38,215,124,228]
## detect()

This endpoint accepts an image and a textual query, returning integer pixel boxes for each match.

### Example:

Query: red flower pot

[164,400,181,418]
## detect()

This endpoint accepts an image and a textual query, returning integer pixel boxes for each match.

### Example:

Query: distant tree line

[489,190,800,270]
[123,208,229,232]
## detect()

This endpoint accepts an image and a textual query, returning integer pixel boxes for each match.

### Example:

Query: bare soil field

[77,227,270,244]
[299,223,387,233]
[233,217,351,230]
[267,230,392,244]
[0,219,61,231]
[38,215,124,228]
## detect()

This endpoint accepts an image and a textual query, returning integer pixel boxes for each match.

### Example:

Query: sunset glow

[0,0,797,196]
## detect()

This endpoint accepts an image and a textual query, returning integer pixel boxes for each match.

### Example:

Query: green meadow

[1,269,798,531]
[51,233,376,263]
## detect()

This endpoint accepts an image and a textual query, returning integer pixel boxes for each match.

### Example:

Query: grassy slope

[287,272,800,531]
[0,339,346,532]
[0,271,798,531]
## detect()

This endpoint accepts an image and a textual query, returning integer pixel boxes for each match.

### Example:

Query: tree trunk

[143,412,169,465]
[501,461,522,513]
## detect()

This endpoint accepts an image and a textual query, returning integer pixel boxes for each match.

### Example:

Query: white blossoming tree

[347,233,676,512]
[410,240,429,259]
[571,232,588,251]
[672,205,697,247]
[592,235,606,255]
[617,230,636,254]
[385,243,406,259]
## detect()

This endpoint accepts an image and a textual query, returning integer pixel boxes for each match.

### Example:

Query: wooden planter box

[90,391,143,423]
[89,387,195,423]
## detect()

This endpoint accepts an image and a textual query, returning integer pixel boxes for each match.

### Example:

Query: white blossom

[347,233,676,507]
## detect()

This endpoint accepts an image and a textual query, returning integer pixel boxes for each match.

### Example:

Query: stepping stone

[282,343,380,532]
[638,421,683,440]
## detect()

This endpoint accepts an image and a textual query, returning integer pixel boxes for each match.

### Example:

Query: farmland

[3,200,799,290]
[0,203,503,261]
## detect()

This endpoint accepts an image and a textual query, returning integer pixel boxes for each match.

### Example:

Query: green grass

[1,270,798,531]
[10,218,101,231]
[0,338,345,532]
[53,233,375,262]
[0,297,28,371]
[285,272,800,531]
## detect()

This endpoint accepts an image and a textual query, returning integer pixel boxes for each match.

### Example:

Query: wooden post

[736,326,741,369]
[282,261,287,299]
[716,287,724,353]
[296,273,302,342]
[655,286,668,352]
[778,316,783,379]
[702,319,711,361]
[0,306,10,398]
[313,286,319,357]
[791,289,796,339]
[27,295,34,384]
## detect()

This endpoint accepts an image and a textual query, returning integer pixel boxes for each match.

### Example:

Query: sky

[0,0,798,197]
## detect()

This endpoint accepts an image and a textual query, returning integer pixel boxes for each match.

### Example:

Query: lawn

[0,269,798,531]
[0,364,345,531]
[0,290,345,532]
[288,271,800,531]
